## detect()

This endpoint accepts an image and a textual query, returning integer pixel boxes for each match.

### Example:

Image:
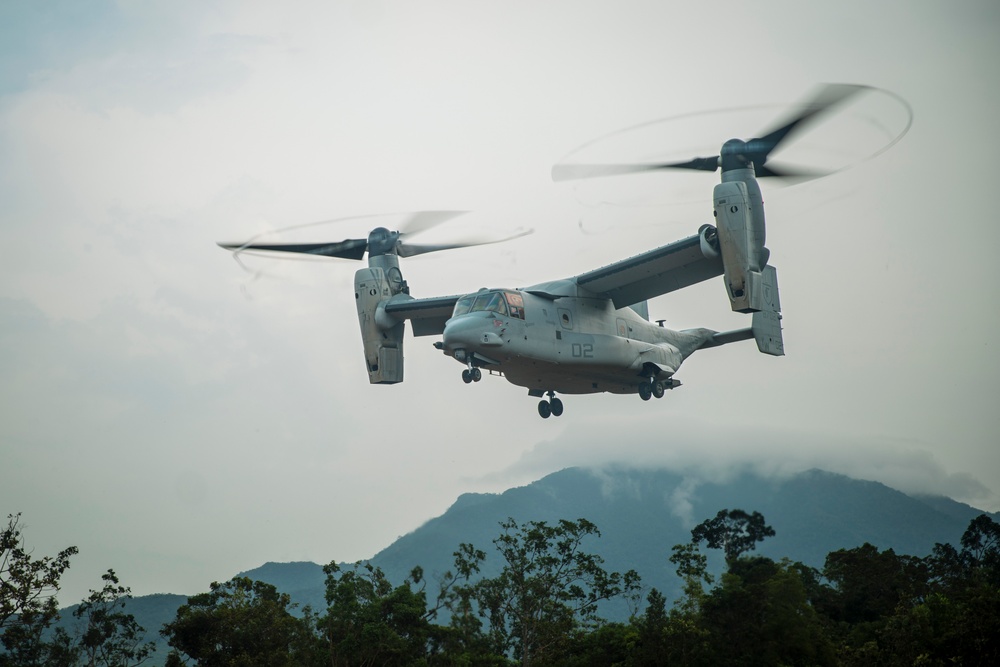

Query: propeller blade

[397,229,533,258]
[217,239,369,260]
[753,84,869,157]
[398,210,469,237]
[753,163,829,181]
[551,160,716,182]
[552,84,872,183]
[660,156,721,173]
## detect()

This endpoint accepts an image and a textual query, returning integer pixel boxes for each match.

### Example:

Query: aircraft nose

[442,315,484,352]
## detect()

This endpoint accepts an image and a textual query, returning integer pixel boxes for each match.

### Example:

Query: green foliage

[1,513,78,631]
[1,512,79,666]
[668,544,712,612]
[6,508,1000,666]
[447,517,641,666]
[318,561,430,666]
[699,557,837,666]
[161,577,317,667]
[1,514,155,667]
[0,606,77,667]
[811,514,1000,666]
[690,509,775,565]
[73,569,154,667]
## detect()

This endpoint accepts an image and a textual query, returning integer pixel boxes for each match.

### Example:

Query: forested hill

[56,467,994,666]
[228,467,993,612]
[365,467,992,605]
[229,468,1000,609]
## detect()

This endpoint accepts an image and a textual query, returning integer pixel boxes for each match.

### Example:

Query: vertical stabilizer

[629,300,650,321]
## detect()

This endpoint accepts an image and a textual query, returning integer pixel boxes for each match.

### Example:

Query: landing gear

[462,367,482,384]
[537,391,564,419]
[638,379,666,401]
[638,382,652,401]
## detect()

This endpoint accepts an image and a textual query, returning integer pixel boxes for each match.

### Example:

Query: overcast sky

[2,0,998,606]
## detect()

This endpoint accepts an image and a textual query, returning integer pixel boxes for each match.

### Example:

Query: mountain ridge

[61,466,997,666]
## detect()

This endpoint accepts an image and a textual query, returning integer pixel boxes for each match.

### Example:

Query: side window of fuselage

[505,292,524,319]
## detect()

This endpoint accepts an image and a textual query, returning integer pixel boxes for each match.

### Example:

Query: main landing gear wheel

[652,381,665,399]
[537,391,564,419]
[638,382,653,401]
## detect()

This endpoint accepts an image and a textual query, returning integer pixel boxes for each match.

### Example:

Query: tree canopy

[4,510,998,666]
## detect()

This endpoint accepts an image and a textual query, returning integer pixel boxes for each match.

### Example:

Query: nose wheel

[462,367,482,384]
[537,391,564,418]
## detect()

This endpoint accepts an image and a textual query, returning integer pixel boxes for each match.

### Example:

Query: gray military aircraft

[221,85,867,418]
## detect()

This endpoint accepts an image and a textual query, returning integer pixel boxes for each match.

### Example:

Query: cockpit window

[471,293,494,313]
[453,295,475,317]
[487,292,508,315]
[452,290,524,319]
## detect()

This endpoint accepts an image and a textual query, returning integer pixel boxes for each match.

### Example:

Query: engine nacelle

[713,178,770,313]
[355,266,404,384]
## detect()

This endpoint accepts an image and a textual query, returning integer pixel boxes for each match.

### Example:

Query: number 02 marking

[571,343,594,358]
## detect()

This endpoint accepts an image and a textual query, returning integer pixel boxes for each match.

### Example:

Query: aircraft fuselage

[440,287,714,395]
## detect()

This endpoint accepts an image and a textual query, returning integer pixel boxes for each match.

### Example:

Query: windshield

[452,290,523,319]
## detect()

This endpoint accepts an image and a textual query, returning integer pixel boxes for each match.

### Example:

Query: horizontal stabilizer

[700,327,754,349]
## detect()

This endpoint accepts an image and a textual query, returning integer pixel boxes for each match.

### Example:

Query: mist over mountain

[74,466,995,666]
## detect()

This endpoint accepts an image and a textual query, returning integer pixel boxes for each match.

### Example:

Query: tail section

[695,264,783,356]
[629,300,650,321]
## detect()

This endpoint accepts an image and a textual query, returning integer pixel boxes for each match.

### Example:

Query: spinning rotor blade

[551,157,718,181]
[397,228,533,258]
[398,210,468,237]
[552,84,870,182]
[217,238,369,260]
[753,84,869,156]
[752,163,829,181]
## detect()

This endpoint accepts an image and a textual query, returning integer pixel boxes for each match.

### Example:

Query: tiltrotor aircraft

[221,85,870,418]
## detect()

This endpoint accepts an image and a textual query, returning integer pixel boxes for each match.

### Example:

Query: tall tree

[668,543,713,610]
[162,577,315,667]
[73,569,153,667]
[0,513,79,666]
[699,557,837,667]
[319,561,430,667]
[911,514,1000,665]
[690,509,775,565]
[1,513,78,630]
[453,517,641,666]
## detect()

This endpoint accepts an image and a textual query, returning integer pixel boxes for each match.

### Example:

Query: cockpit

[452,290,525,320]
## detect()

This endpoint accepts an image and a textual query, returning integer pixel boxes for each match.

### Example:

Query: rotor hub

[367,227,399,256]
[720,138,755,172]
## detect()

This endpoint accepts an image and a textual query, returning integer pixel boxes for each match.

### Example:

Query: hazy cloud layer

[1,1,997,605]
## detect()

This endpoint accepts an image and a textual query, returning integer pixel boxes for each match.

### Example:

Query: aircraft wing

[573,233,723,307]
[382,294,461,336]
